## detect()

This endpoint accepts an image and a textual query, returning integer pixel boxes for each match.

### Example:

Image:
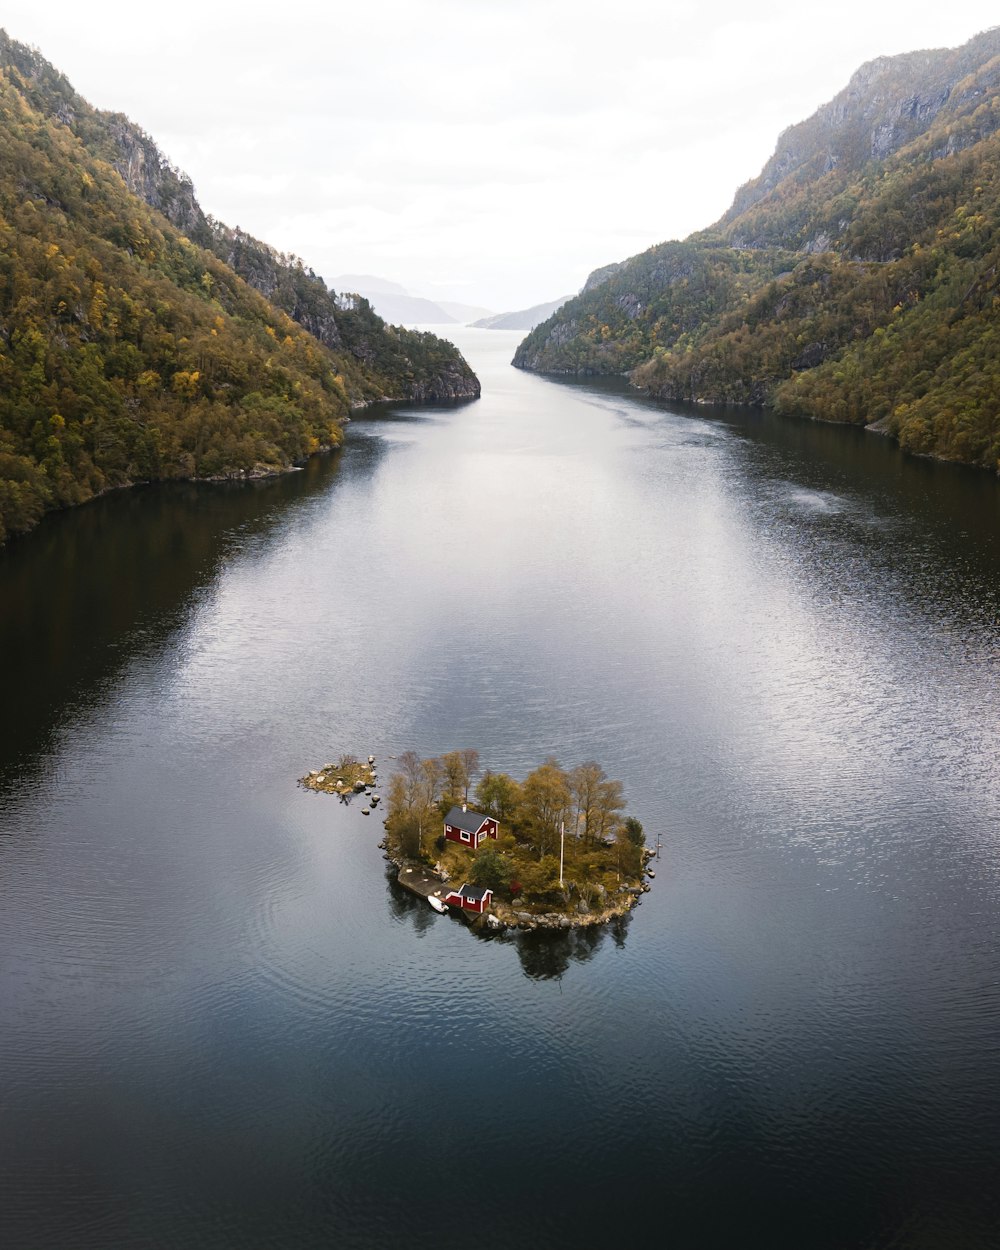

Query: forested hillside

[0,32,478,543]
[515,28,1000,472]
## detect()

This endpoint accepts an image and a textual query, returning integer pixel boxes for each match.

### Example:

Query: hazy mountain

[515,27,1000,472]
[473,296,572,331]
[334,275,457,324]
[438,300,494,323]
[0,30,479,543]
[333,278,493,326]
[335,274,408,296]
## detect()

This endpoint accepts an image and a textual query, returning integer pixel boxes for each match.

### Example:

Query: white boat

[428,895,448,914]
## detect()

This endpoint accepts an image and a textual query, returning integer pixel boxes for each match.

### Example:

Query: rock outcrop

[725,38,1000,225]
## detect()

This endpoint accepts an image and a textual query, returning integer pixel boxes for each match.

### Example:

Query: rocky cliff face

[724,29,1000,230]
[106,117,208,239]
[209,223,346,352]
[581,262,624,293]
[405,362,482,401]
[512,316,582,372]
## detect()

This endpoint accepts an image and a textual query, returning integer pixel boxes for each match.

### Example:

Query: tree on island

[520,759,571,859]
[440,749,479,804]
[475,770,522,821]
[469,847,514,893]
[617,816,645,879]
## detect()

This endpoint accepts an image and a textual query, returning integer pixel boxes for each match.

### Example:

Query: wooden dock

[396,863,451,905]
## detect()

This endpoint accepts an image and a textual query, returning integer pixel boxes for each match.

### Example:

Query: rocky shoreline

[489,885,650,931]
[383,843,654,933]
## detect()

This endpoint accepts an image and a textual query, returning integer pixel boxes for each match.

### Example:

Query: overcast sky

[3,1,998,310]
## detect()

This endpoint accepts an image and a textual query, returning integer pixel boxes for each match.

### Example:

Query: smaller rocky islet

[299,753,380,811]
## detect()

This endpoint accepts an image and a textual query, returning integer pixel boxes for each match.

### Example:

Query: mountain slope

[0,35,480,405]
[515,27,1000,472]
[0,32,479,542]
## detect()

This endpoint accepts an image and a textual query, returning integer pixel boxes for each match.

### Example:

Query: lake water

[2,328,999,1249]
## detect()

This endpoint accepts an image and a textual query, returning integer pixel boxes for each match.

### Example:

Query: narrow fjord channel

[2,328,999,1249]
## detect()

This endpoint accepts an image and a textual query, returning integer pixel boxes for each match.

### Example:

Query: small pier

[396,863,451,906]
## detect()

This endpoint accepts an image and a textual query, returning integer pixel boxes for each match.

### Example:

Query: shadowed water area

[1,328,999,1249]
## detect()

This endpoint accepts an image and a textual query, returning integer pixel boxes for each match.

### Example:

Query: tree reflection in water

[509,912,634,978]
[384,869,436,936]
[384,864,634,974]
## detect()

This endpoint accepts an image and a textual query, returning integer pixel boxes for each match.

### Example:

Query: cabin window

[461,831,470,842]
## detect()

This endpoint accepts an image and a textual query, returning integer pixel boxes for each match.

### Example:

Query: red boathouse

[444,804,499,848]
[444,884,494,914]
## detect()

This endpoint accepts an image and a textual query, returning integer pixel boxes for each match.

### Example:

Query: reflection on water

[1,329,1000,1249]
[384,866,634,979]
[0,457,352,791]
[513,922,628,980]
[384,871,438,936]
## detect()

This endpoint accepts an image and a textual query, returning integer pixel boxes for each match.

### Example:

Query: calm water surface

[2,329,1000,1249]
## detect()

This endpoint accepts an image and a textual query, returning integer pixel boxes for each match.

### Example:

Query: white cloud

[2,0,998,308]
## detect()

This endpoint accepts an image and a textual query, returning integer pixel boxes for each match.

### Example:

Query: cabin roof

[444,805,492,833]
[459,884,492,903]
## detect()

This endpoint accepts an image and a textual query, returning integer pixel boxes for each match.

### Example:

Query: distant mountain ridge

[0,31,479,542]
[515,27,1000,473]
[334,275,493,326]
[472,296,571,331]
[438,299,495,323]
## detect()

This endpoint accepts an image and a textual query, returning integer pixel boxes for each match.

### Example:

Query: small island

[379,751,653,931]
[299,754,379,805]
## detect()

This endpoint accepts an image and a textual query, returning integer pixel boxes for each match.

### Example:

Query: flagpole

[559,820,564,888]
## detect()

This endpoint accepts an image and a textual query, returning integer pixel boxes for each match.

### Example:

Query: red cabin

[444,805,499,848]
[444,884,494,914]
